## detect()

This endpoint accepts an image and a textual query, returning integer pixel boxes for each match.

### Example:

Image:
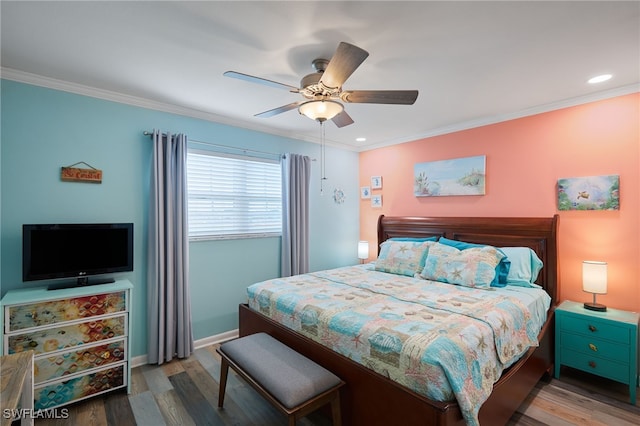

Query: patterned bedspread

[247,265,545,426]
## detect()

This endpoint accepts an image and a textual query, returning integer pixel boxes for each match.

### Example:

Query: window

[187,149,282,240]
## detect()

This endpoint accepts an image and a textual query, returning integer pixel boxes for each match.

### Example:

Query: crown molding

[0,67,358,152]
[363,83,640,151]
[2,67,636,153]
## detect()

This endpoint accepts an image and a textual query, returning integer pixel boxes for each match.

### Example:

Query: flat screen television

[23,223,133,290]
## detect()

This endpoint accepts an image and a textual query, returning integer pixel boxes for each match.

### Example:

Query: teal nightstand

[554,300,639,404]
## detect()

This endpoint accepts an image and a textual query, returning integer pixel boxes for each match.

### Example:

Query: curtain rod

[143,131,284,160]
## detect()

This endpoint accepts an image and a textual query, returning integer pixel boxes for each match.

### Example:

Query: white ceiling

[1,1,638,151]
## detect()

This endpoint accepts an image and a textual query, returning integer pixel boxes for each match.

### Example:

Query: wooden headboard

[377,215,559,304]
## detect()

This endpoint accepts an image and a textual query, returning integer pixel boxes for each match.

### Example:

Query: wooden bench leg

[330,391,342,426]
[218,357,229,408]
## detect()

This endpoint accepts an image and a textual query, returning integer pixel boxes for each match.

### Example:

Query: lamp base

[584,302,607,312]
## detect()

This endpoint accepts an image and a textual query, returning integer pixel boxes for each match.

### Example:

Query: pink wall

[359,93,639,312]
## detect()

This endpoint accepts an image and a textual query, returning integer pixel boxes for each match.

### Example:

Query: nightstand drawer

[560,314,629,344]
[560,348,629,383]
[560,332,629,363]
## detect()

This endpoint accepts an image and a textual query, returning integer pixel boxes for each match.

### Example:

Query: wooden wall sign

[61,162,103,183]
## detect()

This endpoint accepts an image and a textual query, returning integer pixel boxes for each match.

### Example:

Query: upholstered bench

[217,332,344,426]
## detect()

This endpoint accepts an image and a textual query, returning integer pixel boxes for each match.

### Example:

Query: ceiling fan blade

[254,101,303,118]
[320,42,369,90]
[224,71,299,92]
[341,90,419,105]
[331,110,354,128]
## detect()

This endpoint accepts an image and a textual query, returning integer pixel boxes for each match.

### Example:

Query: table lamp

[358,241,369,263]
[583,260,607,312]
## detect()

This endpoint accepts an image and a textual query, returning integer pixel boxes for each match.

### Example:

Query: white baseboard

[193,329,239,350]
[131,328,239,368]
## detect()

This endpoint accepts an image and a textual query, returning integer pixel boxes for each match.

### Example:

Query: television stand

[48,277,116,291]
[1,280,133,411]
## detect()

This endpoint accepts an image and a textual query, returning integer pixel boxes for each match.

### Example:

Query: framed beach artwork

[371,195,382,208]
[557,175,619,211]
[414,155,486,197]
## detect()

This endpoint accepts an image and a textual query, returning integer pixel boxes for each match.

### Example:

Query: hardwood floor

[32,344,640,426]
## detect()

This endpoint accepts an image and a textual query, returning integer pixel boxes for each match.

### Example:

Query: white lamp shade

[298,100,344,121]
[582,261,607,294]
[358,241,369,260]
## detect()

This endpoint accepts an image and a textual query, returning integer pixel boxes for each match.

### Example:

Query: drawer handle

[589,343,598,352]
[588,324,597,332]
[588,361,597,369]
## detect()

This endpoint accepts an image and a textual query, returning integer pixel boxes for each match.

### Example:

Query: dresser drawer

[560,332,629,363]
[34,363,126,410]
[6,291,127,332]
[34,339,126,383]
[559,314,629,344]
[7,315,126,355]
[560,348,629,383]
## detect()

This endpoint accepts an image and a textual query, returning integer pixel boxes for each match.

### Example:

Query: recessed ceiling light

[356,137,367,142]
[588,74,612,84]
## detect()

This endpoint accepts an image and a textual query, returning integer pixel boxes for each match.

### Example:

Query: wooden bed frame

[239,215,559,425]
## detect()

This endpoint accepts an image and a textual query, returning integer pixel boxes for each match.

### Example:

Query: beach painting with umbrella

[558,175,619,210]
[414,155,486,197]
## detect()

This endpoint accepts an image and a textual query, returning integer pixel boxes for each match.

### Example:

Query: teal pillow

[438,237,510,287]
[500,247,543,287]
[375,240,434,277]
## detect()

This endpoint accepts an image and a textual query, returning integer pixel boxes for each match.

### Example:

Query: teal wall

[0,80,360,357]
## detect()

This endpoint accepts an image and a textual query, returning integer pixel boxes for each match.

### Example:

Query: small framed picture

[371,176,382,189]
[360,186,371,199]
[371,195,382,208]
[557,175,619,211]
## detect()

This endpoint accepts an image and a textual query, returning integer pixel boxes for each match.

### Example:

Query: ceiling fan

[223,42,419,128]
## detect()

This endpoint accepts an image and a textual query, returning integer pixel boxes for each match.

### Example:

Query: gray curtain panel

[281,153,311,277]
[147,130,193,365]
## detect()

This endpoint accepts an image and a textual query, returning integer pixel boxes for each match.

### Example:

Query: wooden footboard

[240,303,555,426]
[239,303,465,426]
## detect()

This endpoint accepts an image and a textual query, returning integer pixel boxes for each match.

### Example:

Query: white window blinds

[187,150,282,239]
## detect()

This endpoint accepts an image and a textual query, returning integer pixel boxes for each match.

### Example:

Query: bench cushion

[220,333,342,409]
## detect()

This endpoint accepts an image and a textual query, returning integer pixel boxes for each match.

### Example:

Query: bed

[239,215,558,426]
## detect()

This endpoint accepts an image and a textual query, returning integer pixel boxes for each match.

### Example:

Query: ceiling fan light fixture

[298,100,344,122]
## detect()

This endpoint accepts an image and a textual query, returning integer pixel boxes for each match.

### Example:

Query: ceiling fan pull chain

[320,121,327,195]
[322,122,326,181]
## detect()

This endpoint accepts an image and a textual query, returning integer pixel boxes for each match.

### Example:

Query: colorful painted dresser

[1,280,132,411]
